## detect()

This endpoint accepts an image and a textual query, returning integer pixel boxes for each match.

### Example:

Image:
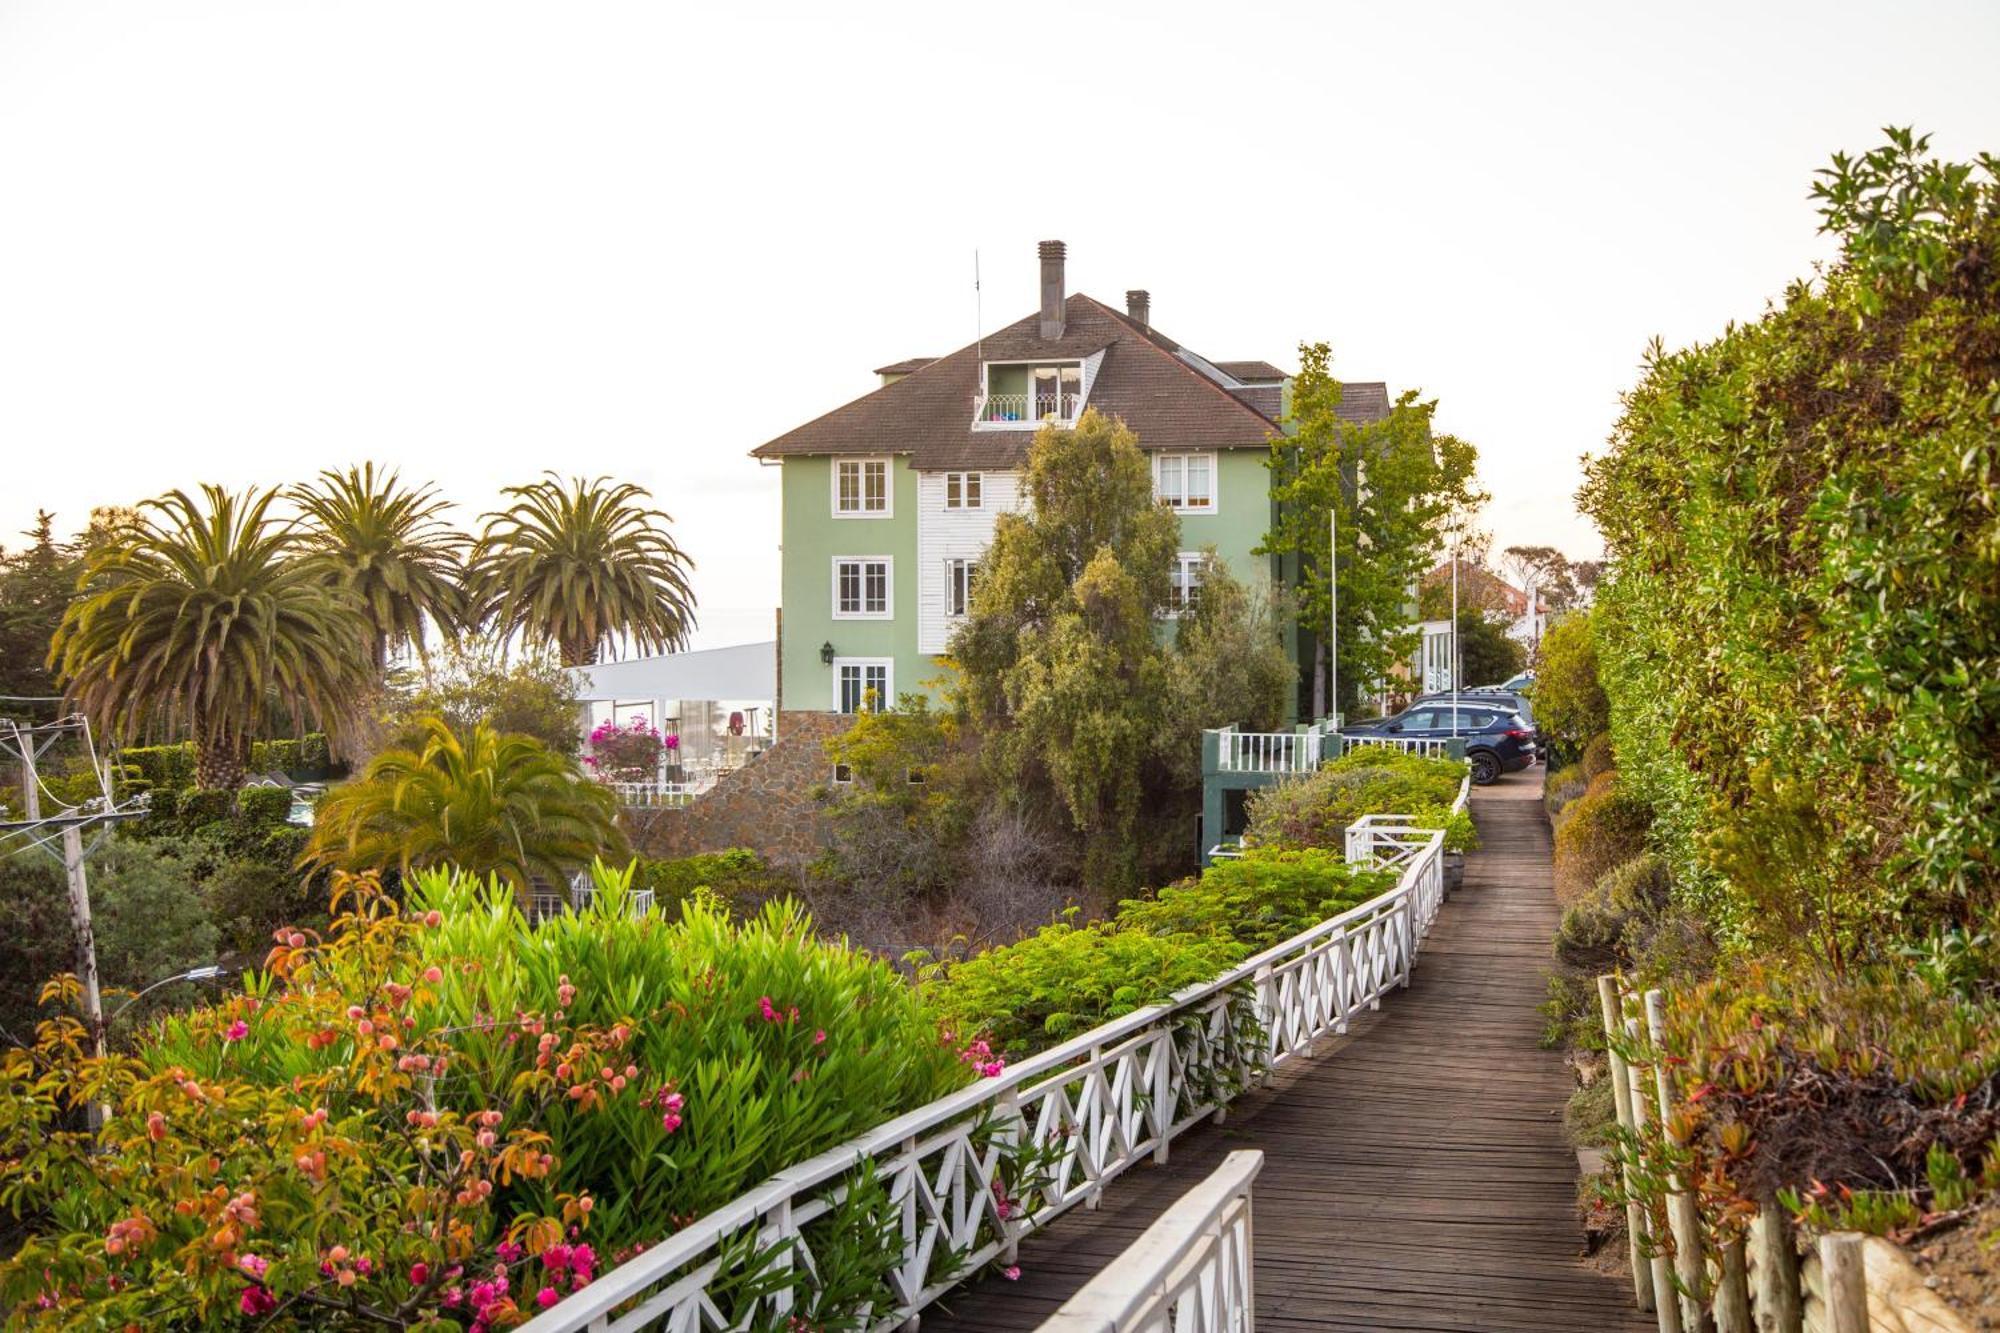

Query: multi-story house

[750,240,1388,717]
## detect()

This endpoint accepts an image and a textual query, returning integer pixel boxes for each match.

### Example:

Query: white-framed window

[945,471,982,509]
[834,458,891,517]
[831,762,855,784]
[832,557,892,619]
[833,658,892,714]
[1154,452,1217,513]
[1169,552,1207,615]
[945,558,977,618]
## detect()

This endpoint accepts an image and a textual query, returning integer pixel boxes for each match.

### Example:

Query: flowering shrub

[0,878,590,1329]
[2,867,976,1326]
[582,716,672,781]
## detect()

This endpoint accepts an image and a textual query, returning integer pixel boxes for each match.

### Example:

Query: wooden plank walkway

[922,770,1648,1333]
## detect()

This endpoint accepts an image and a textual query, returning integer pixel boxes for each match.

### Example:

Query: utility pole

[13,729,107,1069]
[1328,505,1339,729]
[1451,535,1461,739]
[3,717,142,1125]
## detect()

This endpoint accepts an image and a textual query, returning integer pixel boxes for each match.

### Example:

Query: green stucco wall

[778,448,1292,716]
[777,456,928,712]
[1176,450,1278,591]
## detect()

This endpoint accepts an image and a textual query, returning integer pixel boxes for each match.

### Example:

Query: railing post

[1596,976,1655,1313]
[1399,896,1416,988]
[1151,1026,1174,1165]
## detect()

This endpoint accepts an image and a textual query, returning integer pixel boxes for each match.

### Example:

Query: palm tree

[469,474,696,666]
[49,487,374,791]
[302,716,627,893]
[291,464,467,670]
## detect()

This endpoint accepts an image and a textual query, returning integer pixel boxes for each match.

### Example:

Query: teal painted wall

[777,457,926,712]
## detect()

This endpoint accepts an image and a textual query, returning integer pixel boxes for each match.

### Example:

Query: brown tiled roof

[1215,359,1288,382]
[872,357,936,376]
[1336,381,1392,423]
[750,294,1283,470]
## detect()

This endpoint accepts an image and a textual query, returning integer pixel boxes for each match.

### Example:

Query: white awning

[565,641,776,704]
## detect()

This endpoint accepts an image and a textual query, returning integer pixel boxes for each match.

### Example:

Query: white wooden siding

[916,469,1024,653]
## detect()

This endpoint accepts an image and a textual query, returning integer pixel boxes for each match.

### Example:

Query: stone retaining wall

[625,710,853,865]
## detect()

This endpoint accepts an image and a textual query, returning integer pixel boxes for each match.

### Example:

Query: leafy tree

[1259,345,1484,719]
[470,474,697,667]
[292,463,467,670]
[820,694,970,903]
[951,410,1181,890]
[1445,609,1527,688]
[386,634,584,757]
[1498,544,1577,616]
[49,487,375,790]
[1167,551,1292,761]
[0,512,78,720]
[304,716,627,894]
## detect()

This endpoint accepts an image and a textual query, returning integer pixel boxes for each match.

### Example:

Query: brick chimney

[1038,240,1066,341]
[1126,289,1150,330]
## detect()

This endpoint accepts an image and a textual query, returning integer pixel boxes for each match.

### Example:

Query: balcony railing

[528,875,657,923]
[974,391,1082,426]
[1216,727,1322,774]
[605,780,696,809]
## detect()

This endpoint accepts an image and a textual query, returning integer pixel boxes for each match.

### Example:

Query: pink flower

[569,1245,595,1281]
[495,1241,525,1264]
[537,1286,560,1308]
[813,1029,826,1045]
[409,1262,430,1286]
[238,1254,268,1279]
[223,1019,249,1042]
[1002,1265,1022,1281]
[240,1285,277,1315]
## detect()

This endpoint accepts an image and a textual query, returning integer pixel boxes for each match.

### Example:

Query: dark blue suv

[1344,700,1539,785]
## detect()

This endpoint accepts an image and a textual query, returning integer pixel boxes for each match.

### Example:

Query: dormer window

[975,362,1083,428]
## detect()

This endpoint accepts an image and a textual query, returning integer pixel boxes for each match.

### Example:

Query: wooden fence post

[1748,1207,1802,1333]
[1714,1236,1751,1333]
[1626,1015,1684,1333]
[1597,975,1655,1312]
[1817,1234,1867,1333]
[1645,988,1706,1332]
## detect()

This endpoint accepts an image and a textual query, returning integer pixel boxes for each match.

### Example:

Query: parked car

[1496,671,1534,692]
[1344,701,1538,785]
[1415,686,1536,729]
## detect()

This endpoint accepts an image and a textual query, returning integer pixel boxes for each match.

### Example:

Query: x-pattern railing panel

[520,816,1453,1333]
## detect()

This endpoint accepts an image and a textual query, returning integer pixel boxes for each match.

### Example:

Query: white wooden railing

[529,878,657,924]
[605,781,696,809]
[1215,727,1322,774]
[1336,735,1453,759]
[1035,1150,1263,1333]
[518,819,1450,1333]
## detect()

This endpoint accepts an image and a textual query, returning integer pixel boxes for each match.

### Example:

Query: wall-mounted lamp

[820,641,836,666]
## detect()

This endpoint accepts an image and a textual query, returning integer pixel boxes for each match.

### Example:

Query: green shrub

[1533,610,1608,767]
[1246,750,1473,852]
[1580,733,1615,779]
[1544,763,1588,822]
[923,918,1240,1057]
[1117,848,1395,953]
[234,785,294,827]
[1552,774,1651,905]
[119,742,196,790]
[630,848,788,916]
[204,855,320,953]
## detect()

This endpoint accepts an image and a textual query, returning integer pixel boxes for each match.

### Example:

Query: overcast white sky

[3,2,1996,648]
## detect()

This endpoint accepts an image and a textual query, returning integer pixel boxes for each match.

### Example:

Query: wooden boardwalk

[922,771,1648,1333]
